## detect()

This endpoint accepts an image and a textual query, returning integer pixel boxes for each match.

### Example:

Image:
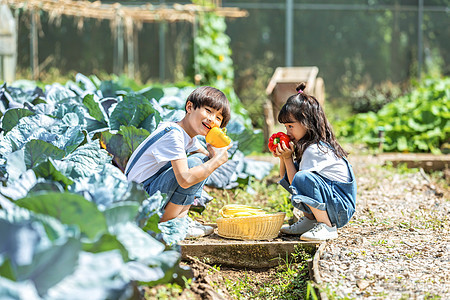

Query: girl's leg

[306,205,332,227]
[289,171,335,226]
[303,211,315,220]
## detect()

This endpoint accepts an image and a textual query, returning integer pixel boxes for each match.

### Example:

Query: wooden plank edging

[310,241,329,300]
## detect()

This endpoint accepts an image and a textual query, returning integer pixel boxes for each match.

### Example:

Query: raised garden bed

[378,153,450,172]
[180,230,320,269]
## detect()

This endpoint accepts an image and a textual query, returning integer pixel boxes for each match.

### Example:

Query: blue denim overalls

[126,126,208,208]
[279,149,357,228]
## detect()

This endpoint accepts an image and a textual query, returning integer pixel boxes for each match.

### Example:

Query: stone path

[316,155,449,299]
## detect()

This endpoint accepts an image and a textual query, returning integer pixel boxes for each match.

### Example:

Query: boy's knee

[187,155,205,168]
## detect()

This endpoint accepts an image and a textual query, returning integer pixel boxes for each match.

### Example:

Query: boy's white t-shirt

[299,143,351,182]
[125,122,202,183]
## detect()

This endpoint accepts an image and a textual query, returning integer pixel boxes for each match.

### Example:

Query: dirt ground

[147,153,449,299]
[177,232,313,299]
[315,154,449,299]
[179,257,282,299]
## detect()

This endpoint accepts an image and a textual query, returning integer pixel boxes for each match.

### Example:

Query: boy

[125,86,231,238]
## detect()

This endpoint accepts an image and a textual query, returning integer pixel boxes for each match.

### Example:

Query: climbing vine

[192,0,234,87]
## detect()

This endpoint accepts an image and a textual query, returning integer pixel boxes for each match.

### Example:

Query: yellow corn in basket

[216,212,286,240]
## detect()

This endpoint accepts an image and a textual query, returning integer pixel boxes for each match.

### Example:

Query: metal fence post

[159,0,166,82]
[417,0,424,80]
[30,10,39,80]
[285,0,293,67]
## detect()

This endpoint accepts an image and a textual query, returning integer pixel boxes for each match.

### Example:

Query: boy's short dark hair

[186,86,231,127]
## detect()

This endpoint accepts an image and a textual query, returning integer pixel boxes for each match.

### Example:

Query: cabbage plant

[0,73,273,298]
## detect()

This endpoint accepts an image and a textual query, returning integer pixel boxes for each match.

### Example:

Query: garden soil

[154,153,449,299]
[315,154,449,299]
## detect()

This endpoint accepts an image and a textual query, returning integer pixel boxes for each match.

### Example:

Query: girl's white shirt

[125,121,202,183]
[299,143,351,182]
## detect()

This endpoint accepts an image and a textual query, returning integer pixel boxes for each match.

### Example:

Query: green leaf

[0,205,74,242]
[138,86,164,101]
[142,214,161,234]
[29,181,65,194]
[0,259,15,281]
[82,234,128,261]
[337,77,449,153]
[111,222,165,262]
[0,277,41,300]
[61,141,112,178]
[32,158,74,187]
[5,149,27,182]
[52,99,87,124]
[396,136,408,152]
[2,84,42,107]
[0,170,37,200]
[414,139,429,151]
[61,112,80,127]
[120,126,150,154]
[119,181,149,205]
[16,237,81,296]
[15,192,108,240]
[24,140,66,169]
[52,126,87,155]
[68,164,132,208]
[1,108,35,134]
[0,114,57,156]
[82,94,107,124]
[46,84,79,104]
[407,118,430,132]
[103,202,140,229]
[85,118,109,133]
[139,112,161,133]
[45,251,129,299]
[99,131,129,172]
[108,94,156,130]
[99,126,149,172]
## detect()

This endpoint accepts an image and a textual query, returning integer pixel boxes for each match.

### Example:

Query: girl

[271,82,356,241]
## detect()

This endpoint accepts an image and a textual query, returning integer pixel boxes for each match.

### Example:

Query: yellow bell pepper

[205,127,231,148]
[219,204,267,218]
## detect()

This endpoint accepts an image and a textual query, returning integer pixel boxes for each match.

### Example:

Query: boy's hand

[273,141,294,159]
[207,143,231,165]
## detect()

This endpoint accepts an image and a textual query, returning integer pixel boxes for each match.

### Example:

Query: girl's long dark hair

[278,82,348,162]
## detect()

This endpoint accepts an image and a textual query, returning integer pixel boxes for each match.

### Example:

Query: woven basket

[216,212,286,240]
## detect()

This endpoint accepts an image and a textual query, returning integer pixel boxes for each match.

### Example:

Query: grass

[316,282,355,300]
[142,278,194,299]
[217,246,315,300]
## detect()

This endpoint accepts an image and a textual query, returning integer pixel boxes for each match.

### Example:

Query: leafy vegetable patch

[336,77,449,153]
[0,74,270,299]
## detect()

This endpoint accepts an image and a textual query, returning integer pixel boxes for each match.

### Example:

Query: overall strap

[125,126,179,177]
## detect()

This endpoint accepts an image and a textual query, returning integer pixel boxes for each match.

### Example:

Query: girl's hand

[273,141,294,159]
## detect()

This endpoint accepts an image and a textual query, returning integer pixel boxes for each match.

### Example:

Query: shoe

[185,218,214,239]
[280,216,317,235]
[300,223,338,241]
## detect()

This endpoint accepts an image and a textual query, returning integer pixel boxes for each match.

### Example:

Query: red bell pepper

[268,132,290,152]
